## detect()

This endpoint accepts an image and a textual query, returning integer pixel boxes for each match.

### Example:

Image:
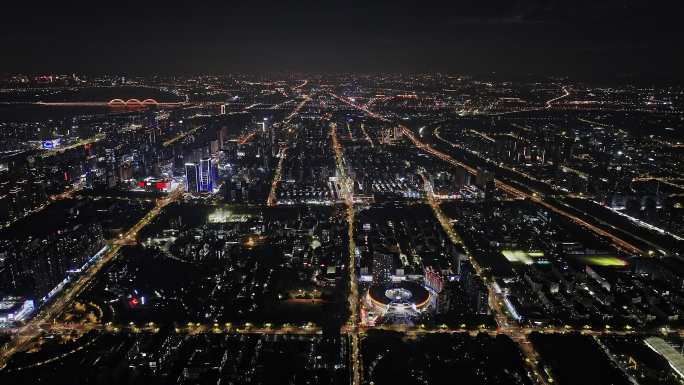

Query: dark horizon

[2,1,683,80]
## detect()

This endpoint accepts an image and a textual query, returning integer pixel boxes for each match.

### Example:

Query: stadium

[365,281,433,325]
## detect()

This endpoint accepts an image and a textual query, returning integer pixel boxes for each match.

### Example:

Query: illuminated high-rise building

[185,162,199,193]
[199,158,213,192]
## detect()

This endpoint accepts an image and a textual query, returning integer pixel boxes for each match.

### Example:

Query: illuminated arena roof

[368,281,430,309]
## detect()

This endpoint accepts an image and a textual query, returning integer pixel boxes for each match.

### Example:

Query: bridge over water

[35,98,185,107]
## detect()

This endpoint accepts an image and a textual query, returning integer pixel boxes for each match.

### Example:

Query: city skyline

[1,2,684,385]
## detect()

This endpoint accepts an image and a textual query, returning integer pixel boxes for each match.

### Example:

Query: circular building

[367,281,431,313]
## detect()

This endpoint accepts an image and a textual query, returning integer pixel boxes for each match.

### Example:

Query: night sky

[2,0,683,79]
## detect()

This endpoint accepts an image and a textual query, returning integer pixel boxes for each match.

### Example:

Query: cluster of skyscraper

[185,158,215,193]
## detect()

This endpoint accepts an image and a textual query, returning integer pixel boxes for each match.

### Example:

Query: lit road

[34,322,323,337]
[283,94,311,124]
[237,130,258,145]
[632,175,684,191]
[49,184,82,201]
[577,116,614,129]
[292,79,308,90]
[163,125,204,147]
[329,92,390,123]
[545,85,570,108]
[2,322,323,373]
[469,129,495,143]
[30,318,673,339]
[402,125,479,175]
[346,121,354,140]
[360,123,374,148]
[0,186,184,369]
[266,146,287,206]
[330,121,362,385]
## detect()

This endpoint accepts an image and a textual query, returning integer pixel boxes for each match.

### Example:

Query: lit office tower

[185,162,199,193]
[199,158,213,192]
